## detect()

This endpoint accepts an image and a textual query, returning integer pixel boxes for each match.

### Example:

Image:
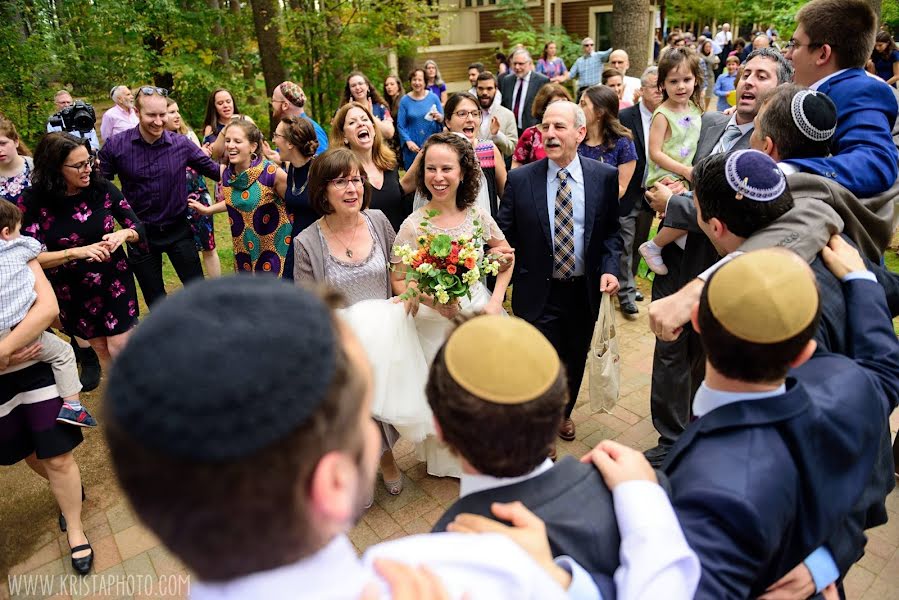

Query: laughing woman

[340,72,395,140]
[331,102,419,232]
[190,119,290,276]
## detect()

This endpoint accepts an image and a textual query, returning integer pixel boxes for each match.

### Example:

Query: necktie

[512,78,524,122]
[714,124,743,154]
[553,169,576,278]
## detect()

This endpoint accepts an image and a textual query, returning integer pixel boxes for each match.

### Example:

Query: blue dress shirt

[547,157,586,276]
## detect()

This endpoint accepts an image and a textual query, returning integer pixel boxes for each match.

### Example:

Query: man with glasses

[46,90,100,151]
[99,86,219,307]
[500,49,550,136]
[100,86,139,142]
[270,81,328,156]
[783,0,898,198]
[566,39,614,101]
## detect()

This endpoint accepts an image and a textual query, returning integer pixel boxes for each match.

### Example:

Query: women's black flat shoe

[70,541,93,575]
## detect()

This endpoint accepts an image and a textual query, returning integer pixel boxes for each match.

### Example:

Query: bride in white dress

[389,132,514,476]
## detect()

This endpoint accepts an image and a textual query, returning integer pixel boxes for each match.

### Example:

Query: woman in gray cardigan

[293,148,414,498]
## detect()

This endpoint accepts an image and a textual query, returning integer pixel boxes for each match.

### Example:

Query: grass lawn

[885,247,899,335]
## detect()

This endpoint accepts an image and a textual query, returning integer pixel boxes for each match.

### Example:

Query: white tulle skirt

[337,283,503,478]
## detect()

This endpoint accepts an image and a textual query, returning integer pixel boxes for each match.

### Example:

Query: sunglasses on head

[137,86,169,97]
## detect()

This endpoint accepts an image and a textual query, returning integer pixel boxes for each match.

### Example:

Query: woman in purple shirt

[536,42,568,83]
[577,85,637,199]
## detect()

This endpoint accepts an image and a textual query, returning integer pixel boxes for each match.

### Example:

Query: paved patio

[2,288,898,599]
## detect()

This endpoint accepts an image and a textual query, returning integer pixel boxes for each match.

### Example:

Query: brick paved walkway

[3,288,898,599]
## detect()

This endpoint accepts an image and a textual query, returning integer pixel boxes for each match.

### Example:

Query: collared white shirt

[461,459,554,498]
[455,461,701,600]
[547,157,586,276]
[191,532,600,600]
[638,102,653,185]
[810,68,850,91]
[512,71,533,129]
[479,94,512,151]
[711,114,754,155]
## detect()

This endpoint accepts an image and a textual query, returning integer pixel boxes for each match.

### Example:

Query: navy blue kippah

[725,150,786,202]
[106,276,337,462]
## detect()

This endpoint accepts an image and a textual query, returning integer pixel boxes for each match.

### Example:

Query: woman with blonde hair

[165,98,221,277]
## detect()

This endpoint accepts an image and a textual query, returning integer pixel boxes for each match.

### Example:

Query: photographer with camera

[47,91,100,151]
[100,85,139,142]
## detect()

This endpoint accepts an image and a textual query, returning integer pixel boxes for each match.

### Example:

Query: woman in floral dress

[190,119,289,275]
[21,133,144,368]
[0,117,33,209]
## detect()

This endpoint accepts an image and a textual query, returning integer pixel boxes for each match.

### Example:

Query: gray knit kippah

[106,276,337,462]
[791,90,837,143]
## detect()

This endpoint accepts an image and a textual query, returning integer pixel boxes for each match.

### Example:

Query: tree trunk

[612,0,650,77]
[249,0,286,133]
[207,0,230,64]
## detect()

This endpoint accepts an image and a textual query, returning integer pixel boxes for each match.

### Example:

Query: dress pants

[649,243,704,450]
[617,201,654,304]
[128,216,204,308]
[532,277,593,418]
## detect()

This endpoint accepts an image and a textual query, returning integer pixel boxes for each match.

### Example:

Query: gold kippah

[707,249,819,344]
[444,316,561,404]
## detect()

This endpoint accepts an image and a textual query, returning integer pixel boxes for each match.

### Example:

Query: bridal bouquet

[393,210,501,305]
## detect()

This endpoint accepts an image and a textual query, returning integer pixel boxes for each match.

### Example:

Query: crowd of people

[1,0,899,596]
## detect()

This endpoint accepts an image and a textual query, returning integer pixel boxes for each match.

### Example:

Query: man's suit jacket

[500,71,550,131]
[786,68,899,198]
[433,457,621,598]
[662,278,899,598]
[618,103,649,217]
[497,156,622,322]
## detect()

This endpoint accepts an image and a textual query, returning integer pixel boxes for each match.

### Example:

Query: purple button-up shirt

[99,127,220,227]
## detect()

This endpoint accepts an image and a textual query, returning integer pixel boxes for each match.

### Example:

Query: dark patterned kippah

[791,90,837,142]
[106,276,337,462]
[725,150,786,202]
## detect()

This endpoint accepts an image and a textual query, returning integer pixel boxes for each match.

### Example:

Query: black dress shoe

[59,486,86,532]
[70,338,101,392]
[69,540,93,575]
[620,301,639,320]
[635,291,645,302]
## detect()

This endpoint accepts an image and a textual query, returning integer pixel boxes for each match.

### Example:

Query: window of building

[463,0,498,6]
[594,11,612,50]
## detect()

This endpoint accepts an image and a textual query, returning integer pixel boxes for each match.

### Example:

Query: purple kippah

[106,277,337,462]
[724,149,786,202]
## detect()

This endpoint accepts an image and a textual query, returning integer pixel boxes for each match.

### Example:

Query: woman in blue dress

[397,68,444,170]
[340,72,395,141]
[577,85,637,199]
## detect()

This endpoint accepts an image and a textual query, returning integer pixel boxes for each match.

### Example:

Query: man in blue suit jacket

[663,242,899,598]
[784,0,898,197]
[497,101,622,440]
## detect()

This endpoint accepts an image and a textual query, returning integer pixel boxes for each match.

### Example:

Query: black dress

[282,161,315,281]
[369,168,410,233]
[21,180,145,339]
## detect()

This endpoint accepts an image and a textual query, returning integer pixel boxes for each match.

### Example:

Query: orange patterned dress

[219,158,291,276]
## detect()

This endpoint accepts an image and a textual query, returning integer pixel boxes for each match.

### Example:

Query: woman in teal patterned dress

[189,119,290,276]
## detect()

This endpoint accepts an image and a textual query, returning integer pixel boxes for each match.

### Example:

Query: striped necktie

[553,168,576,278]
[714,124,743,155]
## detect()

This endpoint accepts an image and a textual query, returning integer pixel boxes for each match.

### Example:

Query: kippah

[105,277,337,462]
[706,249,819,344]
[279,81,304,107]
[725,149,786,202]
[444,316,560,404]
[791,90,837,142]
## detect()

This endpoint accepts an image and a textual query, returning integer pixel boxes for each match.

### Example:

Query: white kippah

[791,90,837,142]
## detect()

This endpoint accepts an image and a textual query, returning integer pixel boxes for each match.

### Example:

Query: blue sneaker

[57,403,98,428]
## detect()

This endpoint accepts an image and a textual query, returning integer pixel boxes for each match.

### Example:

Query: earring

[250,152,259,162]
[344,139,349,146]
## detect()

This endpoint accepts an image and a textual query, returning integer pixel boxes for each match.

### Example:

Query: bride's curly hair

[415,132,482,210]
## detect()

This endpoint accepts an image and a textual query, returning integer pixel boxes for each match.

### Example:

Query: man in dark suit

[642,48,790,466]
[500,48,550,136]
[616,66,662,318]
[662,240,899,598]
[428,314,700,598]
[497,101,621,441]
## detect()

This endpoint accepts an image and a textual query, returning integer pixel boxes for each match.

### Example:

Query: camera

[49,101,97,134]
